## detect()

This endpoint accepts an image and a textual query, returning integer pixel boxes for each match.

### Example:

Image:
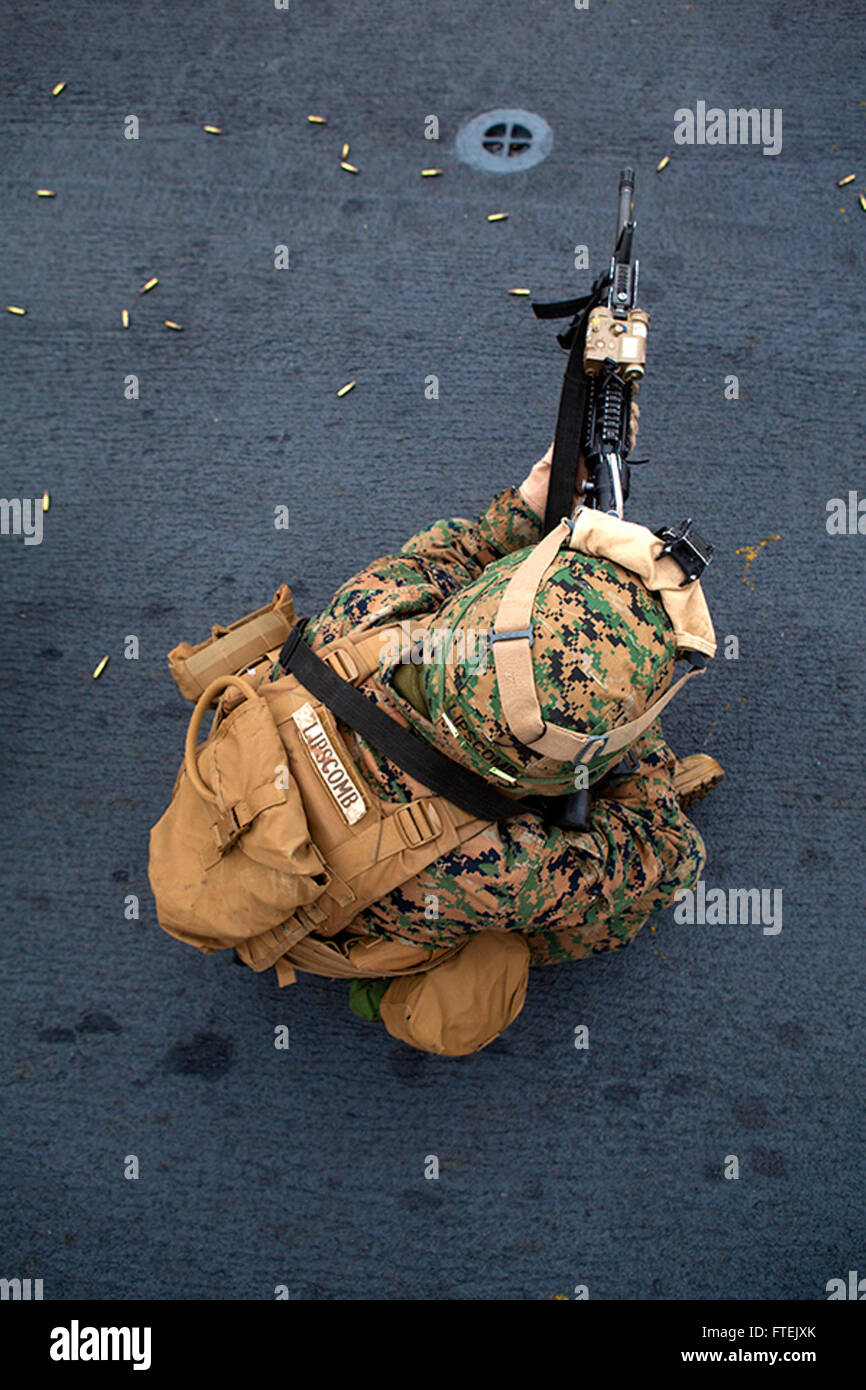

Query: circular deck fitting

[456,108,553,174]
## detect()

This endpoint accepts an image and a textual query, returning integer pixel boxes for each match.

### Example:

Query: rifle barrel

[616,167,635,245]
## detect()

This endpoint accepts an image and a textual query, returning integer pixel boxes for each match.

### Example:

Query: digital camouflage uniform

[288,483,706,966]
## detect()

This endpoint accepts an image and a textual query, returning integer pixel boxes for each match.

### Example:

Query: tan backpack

[148,589,492,988]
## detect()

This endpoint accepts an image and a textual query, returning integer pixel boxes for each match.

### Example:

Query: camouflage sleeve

[354,728,706,964]
[400,484,543,580]
[523,731,707,964]
[303,485,543,647]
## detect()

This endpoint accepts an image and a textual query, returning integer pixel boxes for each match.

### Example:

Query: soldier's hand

[518,441,589,521]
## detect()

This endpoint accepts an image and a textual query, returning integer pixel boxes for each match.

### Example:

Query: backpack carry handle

[184,673,262,803]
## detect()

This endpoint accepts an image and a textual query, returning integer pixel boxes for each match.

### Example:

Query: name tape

[292,702,367,825]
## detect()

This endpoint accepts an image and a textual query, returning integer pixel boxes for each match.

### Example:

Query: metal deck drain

[456,108,553,173]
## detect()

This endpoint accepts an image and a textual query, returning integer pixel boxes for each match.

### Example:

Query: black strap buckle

[655,518,714,586]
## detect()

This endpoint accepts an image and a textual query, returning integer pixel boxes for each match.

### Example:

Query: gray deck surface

[1,0,864,1300]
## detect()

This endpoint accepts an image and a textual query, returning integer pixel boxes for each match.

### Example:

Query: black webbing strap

[532,294,590,324]
[532,280,605,537]
[278,622,536,823]
[542,320,590,536]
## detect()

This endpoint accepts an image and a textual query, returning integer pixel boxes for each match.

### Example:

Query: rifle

[532,168,713,830]
[533,166,646,527]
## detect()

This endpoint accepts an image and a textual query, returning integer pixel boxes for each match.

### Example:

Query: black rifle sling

[543,323,589,536]
[279,622,536,823]
[533,284,604,538]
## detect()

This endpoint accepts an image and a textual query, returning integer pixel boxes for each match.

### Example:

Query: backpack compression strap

[279,622,536,824]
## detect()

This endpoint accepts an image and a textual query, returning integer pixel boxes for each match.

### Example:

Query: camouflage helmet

[412,539,678,795]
